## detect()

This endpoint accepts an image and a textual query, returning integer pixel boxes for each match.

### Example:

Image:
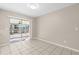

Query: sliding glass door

[10,18,30,42]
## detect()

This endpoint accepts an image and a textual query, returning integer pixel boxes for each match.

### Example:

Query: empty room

[0,3,79,55]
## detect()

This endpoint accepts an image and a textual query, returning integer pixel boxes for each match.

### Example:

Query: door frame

[9,16,32,42]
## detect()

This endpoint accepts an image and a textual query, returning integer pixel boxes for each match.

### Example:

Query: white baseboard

[0,42,9,47]
[34,37,79,53]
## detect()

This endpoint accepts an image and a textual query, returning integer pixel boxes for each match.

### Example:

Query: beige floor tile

[71,51,79,55]
[61,48,71,55]
[0,39,78,55]
[50,46,63,55]
[30,51,41,55]
[40,51,50,55]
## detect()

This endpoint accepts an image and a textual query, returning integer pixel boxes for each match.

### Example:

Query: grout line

[37,45,50,54]
[60,47,64,55]
[49,46,57,55]
[71,50,73,55]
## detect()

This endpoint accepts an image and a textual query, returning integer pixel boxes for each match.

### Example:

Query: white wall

[32,18,38,38]
[36,4,79,50]
[0,9,33,46]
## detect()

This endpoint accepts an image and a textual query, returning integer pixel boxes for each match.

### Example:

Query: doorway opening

[9,17,31,43]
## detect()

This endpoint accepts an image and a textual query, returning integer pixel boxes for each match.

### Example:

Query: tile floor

[0,39,79,55]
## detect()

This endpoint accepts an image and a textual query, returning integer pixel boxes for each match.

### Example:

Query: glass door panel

[21,20,30,40]
[10,18,30,42]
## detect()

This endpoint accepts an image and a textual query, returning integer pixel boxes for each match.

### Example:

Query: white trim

[34,37,79,52]
[30,19,32,40]
[0,43,9,47]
